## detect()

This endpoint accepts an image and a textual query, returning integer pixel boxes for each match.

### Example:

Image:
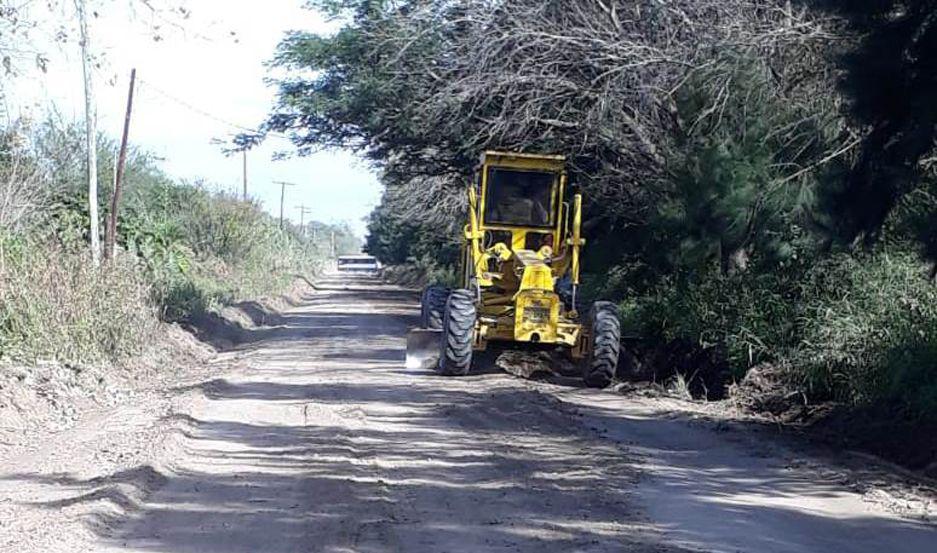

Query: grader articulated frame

[406,151,620,388]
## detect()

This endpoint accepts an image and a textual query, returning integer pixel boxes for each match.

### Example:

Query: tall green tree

[819,0,937,246]
[254,0,838,266]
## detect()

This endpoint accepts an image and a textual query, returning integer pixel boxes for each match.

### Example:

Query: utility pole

[242,150,248,201]
[76,0,100,265]
[105,68,136,261]
[297,205,312,237]
[274,181,299,229]
[330,230,336,257]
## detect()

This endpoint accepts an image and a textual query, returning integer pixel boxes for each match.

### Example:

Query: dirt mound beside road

[0,324,210,453]
[0,277,315,457]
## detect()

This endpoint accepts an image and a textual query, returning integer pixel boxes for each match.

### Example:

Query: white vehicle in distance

[336,254,381,274]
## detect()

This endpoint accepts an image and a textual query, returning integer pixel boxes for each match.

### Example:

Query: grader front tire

[437,289,476,376]
[582,302,621,388]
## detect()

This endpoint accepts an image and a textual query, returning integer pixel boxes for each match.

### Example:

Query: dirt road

[2,275,936,552]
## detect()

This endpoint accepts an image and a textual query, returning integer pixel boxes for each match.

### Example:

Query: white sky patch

[5,0,380,238]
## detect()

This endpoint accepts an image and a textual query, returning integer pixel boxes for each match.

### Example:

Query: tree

[256,0,843,269]
[654,55,837,275]
[818,0,937,246]
[76,0,101,264]
[2,0,200,262]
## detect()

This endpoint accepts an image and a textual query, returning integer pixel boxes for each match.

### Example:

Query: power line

[135,77,293,141]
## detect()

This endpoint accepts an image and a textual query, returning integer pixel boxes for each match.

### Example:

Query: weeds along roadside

[0,119,353,367]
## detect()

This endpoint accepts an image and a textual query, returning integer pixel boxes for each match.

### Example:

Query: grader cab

[407,151,621,387]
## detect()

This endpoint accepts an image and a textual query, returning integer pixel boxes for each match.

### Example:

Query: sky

[5,0,381,238]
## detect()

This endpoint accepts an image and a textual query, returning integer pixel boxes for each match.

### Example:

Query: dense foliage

[822,0,937,246]
[253,1,937,441]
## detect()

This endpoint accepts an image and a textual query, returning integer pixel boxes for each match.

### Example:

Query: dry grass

[0,240,158,364]
[0,127,48,233]
[0,122,338,367]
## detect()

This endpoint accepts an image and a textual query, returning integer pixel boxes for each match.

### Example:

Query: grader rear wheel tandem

[420,284,449,330]
[406,151,621,388]
[437,289,477,376]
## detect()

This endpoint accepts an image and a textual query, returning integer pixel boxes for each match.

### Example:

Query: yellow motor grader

[406,151,621,387]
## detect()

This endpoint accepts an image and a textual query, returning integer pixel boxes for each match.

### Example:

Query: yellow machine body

[461,151,587,357]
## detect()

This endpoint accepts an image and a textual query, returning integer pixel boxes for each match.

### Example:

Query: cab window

[484,168,555,227]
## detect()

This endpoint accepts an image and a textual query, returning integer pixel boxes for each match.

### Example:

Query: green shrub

[617,264,799,378]
[0,234,157,364]
[796,251,937,420]
[618,247,937,422]
[119,180,326,320]
[413,255,459,287]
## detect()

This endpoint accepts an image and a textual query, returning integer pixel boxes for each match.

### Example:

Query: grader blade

[406,329,441,370]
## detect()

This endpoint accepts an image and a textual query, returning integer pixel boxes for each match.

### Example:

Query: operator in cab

[486,170,552,227]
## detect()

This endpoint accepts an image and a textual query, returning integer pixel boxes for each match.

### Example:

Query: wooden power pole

[76,0,100,265]
[274,181,298,229]
[242,151,248,201]
[297,205,312,237]
[105,68,136,260]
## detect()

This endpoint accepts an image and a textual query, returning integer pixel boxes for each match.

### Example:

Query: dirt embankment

[606,341,937,480]
[720,363,937,478]
[182,277,319,349]
[0,278,321,553]
[0,278,317,453]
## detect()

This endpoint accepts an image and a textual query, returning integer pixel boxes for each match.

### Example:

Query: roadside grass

[0,120,351,367]
[0,211,326,365]
[0,235,156,364]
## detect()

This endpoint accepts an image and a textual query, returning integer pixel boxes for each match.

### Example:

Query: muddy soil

[1,275,935,552]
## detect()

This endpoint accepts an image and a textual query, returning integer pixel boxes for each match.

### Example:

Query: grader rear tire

[437,289,476,376]
[582,302,621,388]
[420,284,450,329]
